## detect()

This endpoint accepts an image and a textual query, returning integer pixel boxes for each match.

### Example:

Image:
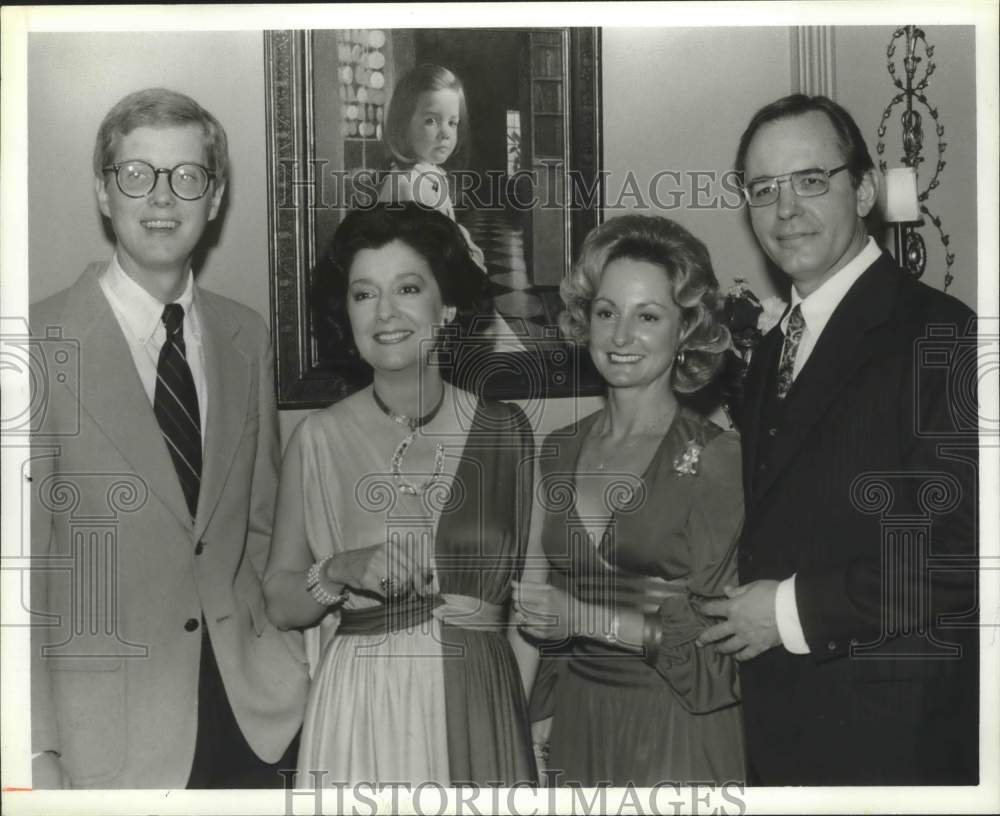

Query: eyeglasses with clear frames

[102,160,216,201]
[741,164,849,208]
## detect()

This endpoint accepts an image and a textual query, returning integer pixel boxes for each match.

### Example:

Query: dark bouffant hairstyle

[311,202,492,368]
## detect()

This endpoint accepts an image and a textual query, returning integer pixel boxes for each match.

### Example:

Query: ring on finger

[379,576,403,599]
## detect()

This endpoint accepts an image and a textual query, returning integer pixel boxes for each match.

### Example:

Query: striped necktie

[154,303,202,518]
[776,304,805,400]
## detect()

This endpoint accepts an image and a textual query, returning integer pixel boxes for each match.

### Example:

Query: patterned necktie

[776,304,805,400]
[154,304,202,518]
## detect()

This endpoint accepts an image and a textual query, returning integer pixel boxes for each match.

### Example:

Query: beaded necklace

[372,388,446,496]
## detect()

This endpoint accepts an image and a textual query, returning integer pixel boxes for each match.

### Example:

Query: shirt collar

[102,254,200,344]
[781,236,881,336]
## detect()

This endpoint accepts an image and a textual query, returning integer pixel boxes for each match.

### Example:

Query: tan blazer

[29,264,309,788]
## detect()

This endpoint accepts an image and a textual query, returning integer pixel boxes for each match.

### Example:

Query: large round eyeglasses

[742,164,849,208]
[102,160,216,201]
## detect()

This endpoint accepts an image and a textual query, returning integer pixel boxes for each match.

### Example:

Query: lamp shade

[883,166,921,222]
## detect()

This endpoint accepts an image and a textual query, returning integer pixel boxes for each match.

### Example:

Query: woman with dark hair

[513,214,745,786]
[264,203,536,785]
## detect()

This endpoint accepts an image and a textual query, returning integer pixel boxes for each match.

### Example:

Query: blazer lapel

[57,266,194,531]
[194,293,251,540]
[751,253,900,503]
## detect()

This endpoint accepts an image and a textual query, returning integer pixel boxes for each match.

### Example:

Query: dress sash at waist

[569,574,688,615]
[338,593,505,636]
[431,593,506,629]
[563,576,689,689]
[567,642,668,690]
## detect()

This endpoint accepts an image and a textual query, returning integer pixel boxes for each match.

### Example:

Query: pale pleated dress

[294,388,535,786]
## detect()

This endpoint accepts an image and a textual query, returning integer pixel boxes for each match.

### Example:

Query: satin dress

[531,406,746,786]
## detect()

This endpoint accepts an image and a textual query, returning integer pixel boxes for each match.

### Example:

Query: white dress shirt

[773,236,882,653]
[98,256,208,450]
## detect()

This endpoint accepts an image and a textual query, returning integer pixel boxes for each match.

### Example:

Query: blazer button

[184,618,200,632]
[768,427,777,437]
[194,540,205,555]
[827,640,837,651]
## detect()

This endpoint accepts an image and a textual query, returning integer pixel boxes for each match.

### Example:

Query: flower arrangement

[713,279,788,429]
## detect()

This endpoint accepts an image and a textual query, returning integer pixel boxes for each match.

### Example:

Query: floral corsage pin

[673,440,703,476]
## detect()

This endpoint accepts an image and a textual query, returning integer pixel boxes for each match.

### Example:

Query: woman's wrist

[321,552,352,594]
[307,555,350,607]
[576,604,645,652]
[567,597,590,638]
[572,600,614,642]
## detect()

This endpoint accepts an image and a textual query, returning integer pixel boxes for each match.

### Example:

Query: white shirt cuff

[775,574,810,654]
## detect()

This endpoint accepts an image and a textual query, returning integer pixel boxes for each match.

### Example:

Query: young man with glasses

[698,94,978,785]
[29,88,307,788]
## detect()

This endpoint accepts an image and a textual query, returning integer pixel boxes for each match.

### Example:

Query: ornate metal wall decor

[876,26,955,291]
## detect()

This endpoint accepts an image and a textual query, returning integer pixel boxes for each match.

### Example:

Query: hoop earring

[676,349,686,367]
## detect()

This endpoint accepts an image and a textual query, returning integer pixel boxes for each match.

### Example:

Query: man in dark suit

[29,88,308,788]
[698,95,978,785]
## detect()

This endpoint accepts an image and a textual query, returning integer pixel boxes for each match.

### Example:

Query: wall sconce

[875,26,955,291]
[883,165,926,278]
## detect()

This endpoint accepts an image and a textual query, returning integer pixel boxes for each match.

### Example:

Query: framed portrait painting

[264,27,603,408]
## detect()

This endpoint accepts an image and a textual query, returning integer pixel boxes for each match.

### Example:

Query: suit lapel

[751,253,901,503]
[57,265,194,531]
[741,327,783,499]
[194,293,250,539]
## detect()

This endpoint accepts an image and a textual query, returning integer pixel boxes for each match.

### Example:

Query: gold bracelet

[642,612,663,666]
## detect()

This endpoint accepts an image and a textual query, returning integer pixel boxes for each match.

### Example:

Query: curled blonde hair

[559,214,731,393]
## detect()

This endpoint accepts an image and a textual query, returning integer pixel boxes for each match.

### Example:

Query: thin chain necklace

[593,436,644,471]
[591,406,677,471]
[372,387,446,496]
